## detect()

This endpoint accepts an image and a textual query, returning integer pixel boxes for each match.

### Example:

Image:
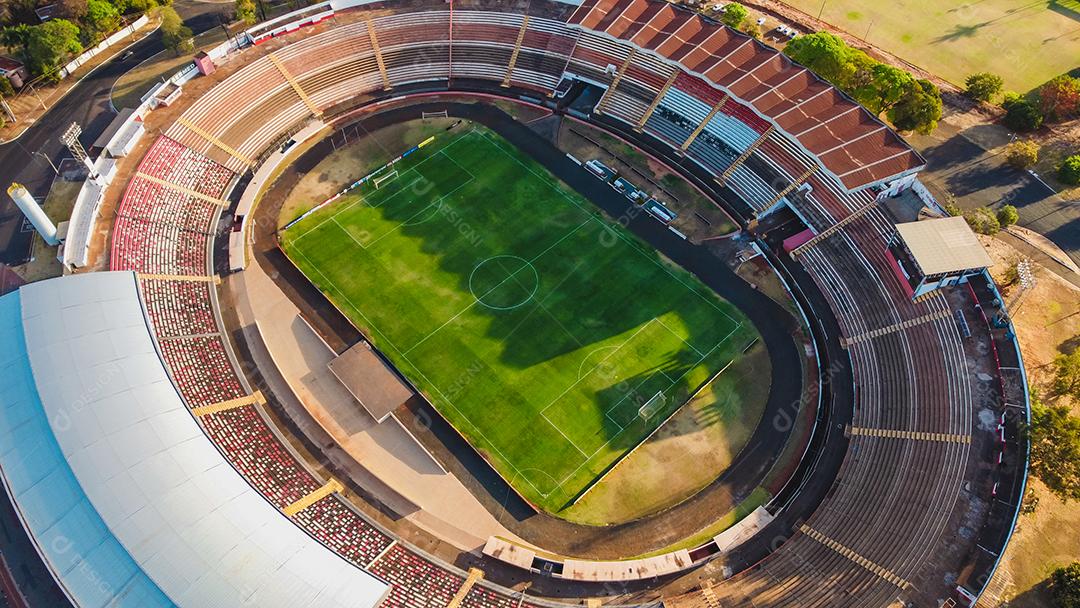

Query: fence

[60,15,150,79]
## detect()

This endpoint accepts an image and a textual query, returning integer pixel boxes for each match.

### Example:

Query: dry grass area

[980,234,1080,606]
[564,344,772,525]
[110,25,230,110]
[1026,122,1080,202]
[981,235,1080,408]
[276,118,459,227]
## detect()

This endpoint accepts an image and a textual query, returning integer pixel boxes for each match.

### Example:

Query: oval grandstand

[8,0,1030,606]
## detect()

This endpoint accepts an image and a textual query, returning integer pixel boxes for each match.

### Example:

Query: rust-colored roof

[567,0,924,190]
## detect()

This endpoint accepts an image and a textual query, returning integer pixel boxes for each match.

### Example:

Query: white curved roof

[15,272,388,608]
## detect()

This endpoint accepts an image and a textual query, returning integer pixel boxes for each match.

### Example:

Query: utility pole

[33,151,60,176]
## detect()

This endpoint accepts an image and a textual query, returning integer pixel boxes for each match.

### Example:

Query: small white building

[887,216,993,298]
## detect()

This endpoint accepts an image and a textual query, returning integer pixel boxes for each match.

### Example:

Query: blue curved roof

[0,290,174,608]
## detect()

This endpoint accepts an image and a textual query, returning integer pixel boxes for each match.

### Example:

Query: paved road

[0,1,228,265]
[909,117,1080,271]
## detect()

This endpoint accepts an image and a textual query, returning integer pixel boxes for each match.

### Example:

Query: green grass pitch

[280,126,759,512]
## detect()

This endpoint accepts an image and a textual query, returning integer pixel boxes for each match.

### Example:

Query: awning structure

[0,272,389,608]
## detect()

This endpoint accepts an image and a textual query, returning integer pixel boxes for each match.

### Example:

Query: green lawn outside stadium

[280,127,759,513]
[778,0,1080,92]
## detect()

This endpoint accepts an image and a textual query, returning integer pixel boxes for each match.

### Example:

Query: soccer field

[280,126,758,512]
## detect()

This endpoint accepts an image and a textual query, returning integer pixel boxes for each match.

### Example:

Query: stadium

[0,0,1032,606]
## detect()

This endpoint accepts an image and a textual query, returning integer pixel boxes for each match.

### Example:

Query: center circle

[468,255,539,310]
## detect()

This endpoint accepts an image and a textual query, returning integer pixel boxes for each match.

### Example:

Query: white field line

[475,129,743,328]
[404,219,592,355]
[292,246,555,498]
[291,128,749,499]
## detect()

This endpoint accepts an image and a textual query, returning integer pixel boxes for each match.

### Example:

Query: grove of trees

[783,32,942,134]
[1029,392,1080,502]
[1,0,170,80]
[1053,562,1080,608]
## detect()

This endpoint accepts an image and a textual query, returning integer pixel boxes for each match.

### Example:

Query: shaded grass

[281,126,758,514]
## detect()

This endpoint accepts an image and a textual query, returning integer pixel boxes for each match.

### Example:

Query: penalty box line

[288,127,480,241]
[546,322,737,494]
[537,319,661,459]
[291,245,557,500]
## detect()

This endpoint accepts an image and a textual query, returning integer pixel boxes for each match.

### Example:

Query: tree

[113,0,160,13]
[0,24,32,51]
[0,77,13,97]
[854,63,914,114]
[1060,155,1080,186]
[1054,348,1080,398]
[1005,140,1039,170]
[82,0,120,43]
[964,72,1003,102]
[1052,562,1080,608]
[23,19,83,80]
[738,20,761,39]
[719,3,748,30]
[887,78,942,134]
[235,0,257,25]
[1,0,42,26]
[783,32,852,87]
[963,206,1000,234]
[1003,97,1044,132]
[1039,75,1080,123]
[1029,401,1080,502]
[996,204,1019,228]
[160,6,193,54]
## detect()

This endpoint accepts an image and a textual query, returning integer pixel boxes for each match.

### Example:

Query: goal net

[422,110,449,120]
[373,170,398,189]
[638,390,667,421]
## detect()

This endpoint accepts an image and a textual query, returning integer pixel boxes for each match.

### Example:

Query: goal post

[373,170,398,189]
[421,110,448,120]
[638,390,667,421]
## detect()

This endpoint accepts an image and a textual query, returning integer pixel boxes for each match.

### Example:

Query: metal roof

[567,0,925,190]
[0,289,174,608]
[9,272,389,608]
[895,216,992,276]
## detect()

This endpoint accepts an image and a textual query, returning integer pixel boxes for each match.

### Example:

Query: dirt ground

[557,121,737,241]
[980,235,1080,606]
[980,235,1080,410]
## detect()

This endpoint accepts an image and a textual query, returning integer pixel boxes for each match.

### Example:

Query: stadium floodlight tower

[60,122,99,182]
[6,183,58,246]
[995,259,1035,330]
